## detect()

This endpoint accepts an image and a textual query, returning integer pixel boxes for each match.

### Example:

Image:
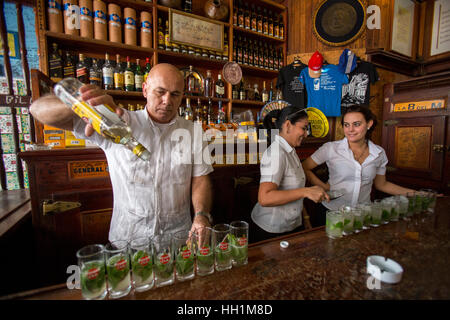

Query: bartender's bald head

[142,63,185,123]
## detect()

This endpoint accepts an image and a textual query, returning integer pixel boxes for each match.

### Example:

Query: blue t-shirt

[299,64,348,117]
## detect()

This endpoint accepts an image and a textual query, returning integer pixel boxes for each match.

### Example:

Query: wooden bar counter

[6,197,450,300]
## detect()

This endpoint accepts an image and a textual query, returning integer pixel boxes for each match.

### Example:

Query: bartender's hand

[79,84,122,136]
[190,215,211,246]
[305,186,330,203]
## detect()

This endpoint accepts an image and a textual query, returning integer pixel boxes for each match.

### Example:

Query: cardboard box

[65,130,85,147]
[43,124,65,148]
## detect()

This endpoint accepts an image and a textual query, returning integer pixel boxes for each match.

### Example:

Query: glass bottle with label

[244,3,250,29]
[76,53,89,84]
[114,54,124,91]
[49,43,63,82]
[89,58,102,86]
[134,59,144,92]
[215,74,225,98]
[268,10,274,37]
[186,65,196,96]
[204,70,214,98]
[248,39,254,66]
[279,15,284,39]
[184,98,193,121]
[223,33,229,60]
[237,0,244,27]
[124,56,135,92]
[217,100,226,124]
[263,8,268,35]
[239,81,246,100]
[278,48,284,69]
[184,0,192,13]
[205,98,211,124]
[164,20,172,51]
[157,18,165,49]
[253,83,260,101]
[143,57,152,83]
[237,36,243,64]
[261,81,269,103]
[269,81,274,101]
[274,15,279,38]
[242,37,248,65]
[232,85,239,100]
[195,98,203,123]
[102,53,114,90]
[63,51,76,79]
[251,4,257,31]
[232,0,238,26]
[54,78,151,161]
[257,6,263,33]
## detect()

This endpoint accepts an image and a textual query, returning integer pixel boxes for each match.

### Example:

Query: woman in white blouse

[250,106,329,242]
[302,105,415,226]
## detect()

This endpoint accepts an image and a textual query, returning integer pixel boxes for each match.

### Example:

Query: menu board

[431,0,450,56]
[395,126,431,170]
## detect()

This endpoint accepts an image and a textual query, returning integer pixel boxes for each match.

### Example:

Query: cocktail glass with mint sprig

[105,240,131,299]
[153,233,174,287]
[357,203,372,229]
[130,237,154,292]
[213,224,232,271]
[352,208,363,233]
[173,230,195,282]
[326,210,344,239]
[370,200,382,227]
[341,206,354,235]
[77,244,107,300]
[230,220,249,266]
[395,195,409,220]
[414,192,423,215]
[406,192,416,218]
[422,189,437,214]
[194,227,214,276]
[381,198,392,224]
[389,197,399,221]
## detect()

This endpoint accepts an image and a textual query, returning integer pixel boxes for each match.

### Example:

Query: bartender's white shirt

[310,137,388,210]
[73,109,213,241]
[251,135,305,233]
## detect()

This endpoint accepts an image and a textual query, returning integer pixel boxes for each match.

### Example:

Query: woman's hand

[305,186,330,203]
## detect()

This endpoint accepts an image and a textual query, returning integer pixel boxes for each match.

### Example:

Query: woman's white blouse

[251,135,306,233]
[310,137,388,210]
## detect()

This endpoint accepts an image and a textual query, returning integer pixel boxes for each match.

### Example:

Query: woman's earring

[367,127,371,130]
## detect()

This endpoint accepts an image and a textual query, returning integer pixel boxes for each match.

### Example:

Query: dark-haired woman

[302,105,415,226]
[250,107,329,242]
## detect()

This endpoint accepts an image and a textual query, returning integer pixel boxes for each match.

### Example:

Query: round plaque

[313,0,366,47]
[222,62,242,85]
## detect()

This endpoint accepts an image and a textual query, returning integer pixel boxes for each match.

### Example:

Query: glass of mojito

[173,230,195,282]
[388,197,399,221]
[341,206,354,235]
[153,233,174,287]
[212,224,232,271]
[395,195,409,220]
[358,203,372,229]
[422,189,437,214]
[76,244,107,300]
[129,237,154,292]
[325,210,344,239]
[414,192,424,215]
[352,208,363,233]
[194,227,214,276]
[370,200,383,227]
[230,220,249,267]
[380,198,392,224]
[105,240,131,299]
[406,192,416,218]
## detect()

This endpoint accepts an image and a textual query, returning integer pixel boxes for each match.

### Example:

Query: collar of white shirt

[143,109,178,128]
[337,137,383,159]
[275,135,294,153]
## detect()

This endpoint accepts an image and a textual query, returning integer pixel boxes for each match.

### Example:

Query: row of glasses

[407,189,438,215]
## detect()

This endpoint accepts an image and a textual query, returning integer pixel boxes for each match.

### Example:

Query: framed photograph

[430,0,450,56]
[390,0,416,57]
[169,9,224,52]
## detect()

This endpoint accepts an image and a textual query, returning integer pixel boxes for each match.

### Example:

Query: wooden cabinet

[382,72,450,194]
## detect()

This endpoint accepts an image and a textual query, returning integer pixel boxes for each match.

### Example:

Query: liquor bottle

[232,85,239,100]
[269,45,274,70]
[242,37,248,65]
[181,44,188,54]
[188,46,195,55]
[215,74,225,98]
[102,53,114,90]
[186,65,196,96]
[261,81,269,103]
[184,98,193,121]
[258,41,264,68]
[143,57,152,83]
[76,53,89,84]
[279,15,284,40]
[135,59,144,92]
[49,43,63,82]
[251,4,257,32]
[278,48,284,69]
[217,100,226,124]
[54,78,151,161]
[237,36,243,64]
[195,47,201,56]
[204,70,214,98]
[239,81,246,100]
[202,48,209,58]
[233,0,238,26]
[263,8,268,35]
[164,20,172,51]
[214,49,221,60]
[244,2,250,29]
[264,43,270,69]
[157,18,165,50]
[205,98,212,124]
[178,101,185,117]
[114,54,124,90]
[253,83,260,101]
[89,58,102,86]
[222,33,229,60]
[274,15,279,38]
[269,81,274,101]
[268,10,274,37]
[124,56,135,92]
[248,39,254,66]
[257,6,263,33]
[63,51,76,79]
[233,38,237,61]
[237,0,244,28]
[195,98,203,123]
[184,0,192,13]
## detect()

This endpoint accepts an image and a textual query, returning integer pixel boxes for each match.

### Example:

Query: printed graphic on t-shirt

[289,77,305,93]
[341,73,369,106]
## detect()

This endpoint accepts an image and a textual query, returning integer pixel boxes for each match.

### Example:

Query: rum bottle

[102,53,114,90]
[89,58,102,86]
[261,81,269,103]
[113,54,124,90]
[157,18,165,49]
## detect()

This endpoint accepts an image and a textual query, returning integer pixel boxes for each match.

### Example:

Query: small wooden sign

[169,9,224,52]
[68,160,109,179]
[393,99,445,112]
[0,95,32,107]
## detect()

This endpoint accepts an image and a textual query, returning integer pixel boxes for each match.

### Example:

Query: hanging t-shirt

[276,63,308,108]
[341,61,379,108]
[299,64,348,117]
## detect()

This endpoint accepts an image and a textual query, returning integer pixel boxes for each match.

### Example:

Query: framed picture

[390,0,416,57]
[313,0,366,47]
[430,0,450,56]
[169,9,224,52]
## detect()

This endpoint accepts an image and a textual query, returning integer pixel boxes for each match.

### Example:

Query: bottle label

[72,101,103,134]
[258,21,262,32]
[114,73,124,87]
[124,71,134,85]
[264,24,268,34]
[262,93,269,102]
[245,17,250,28]
[251,20,257,31]
[103,68,113,85]
[94,10,106,23]
[216,85,225,96]
[135,75,143,89]
[125,17,136,30]
[269,25,274,36]
[275,26,279,38]
[238,16,244,27]
[76,67,87,78]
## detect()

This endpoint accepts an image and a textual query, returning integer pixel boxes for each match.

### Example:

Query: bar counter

[6,197,450,300]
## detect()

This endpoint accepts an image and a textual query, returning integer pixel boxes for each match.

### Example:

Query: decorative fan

[259,100,291,122]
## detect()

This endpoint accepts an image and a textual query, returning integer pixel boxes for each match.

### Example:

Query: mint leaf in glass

[106,254,130,290]
[132,250,153,283]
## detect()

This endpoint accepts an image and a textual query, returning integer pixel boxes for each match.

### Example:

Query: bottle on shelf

[279,15,284,40]
[184,97,193,121]
[274,15,279,39]
[49,43,63,83]
[278,48,284,69]
[89,58,102,86]
[214,49,221,61]
[135,59,144,92]
[181,44,188,54]
[217,100,226,124]
[204,70,214,98]
[186,65,197,96]
[269,45,274,70]
[202,48,209,58]
[268,10,274,37]
[195,47,201,57]
[206,98,212,125]
[251,4,257,32]
[178,101,185,117]
[232,84,239,100]
[233,0,238,26]
[76,53,89,84]
[244,2,250,30]
[215,73,225,98]
[257,6,263,33]
[239,80,246,100]
[114,54,124,91]
[253,83,260,101]
[164,20,172,51]
[124,56,135,92]
[63,51,75,79]
[54,78,151,161]
[157,18,165,50]
[232,38,237,62]
[102,53,114,90]
[269,81,274,101]
[195,98,203,123]
[263,8,268,35]
[273,47,279,71]
[143,57,152,83]
[237,36,243,64]
[237,0,244,28]
[248,39,254,67]
[263,42,269,69]
[261,81,269,103]
[184,0,192,13]
[222,33,229,61]
[242,37,248,65]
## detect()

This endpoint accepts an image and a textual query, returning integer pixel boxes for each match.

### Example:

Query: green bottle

[124,56,135,92]
[134,59,144,92]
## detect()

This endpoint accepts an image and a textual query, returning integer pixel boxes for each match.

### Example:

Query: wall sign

[430,0,450,56]
[68,160,109,179]
[391,0,415,57]
[169,9,224,52]
[393,99,445,112]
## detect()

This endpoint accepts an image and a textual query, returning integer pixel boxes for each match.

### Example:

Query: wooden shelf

[46,31,154,59]
[184,95,229,103]
[157,49,228,68]
[232,99,265,107]
[260,0,287,10]
[238,63,279,77]
[105,0,154,12]
[233,26,285,43]
[106,90,230,103]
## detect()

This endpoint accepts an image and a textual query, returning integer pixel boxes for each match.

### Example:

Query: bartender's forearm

[258,182,305,207]
[304,170,330,191]
[191,174,213,214]
[30,94,75,130]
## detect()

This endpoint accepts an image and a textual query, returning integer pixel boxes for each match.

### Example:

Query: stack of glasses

[325,189,437,239]
[76,220,249,300]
